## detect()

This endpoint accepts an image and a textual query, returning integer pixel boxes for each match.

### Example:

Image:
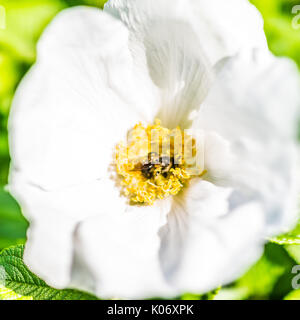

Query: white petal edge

[159,180,232,285]
[105,0,268,65]
[73,200,173,299]
[105,0,214,129]
[104,0,268,129]
[160,199,265,294]
[8,7,150,191]
[190,0,268,63]
[193,50,300,236]
[8,176,126,289]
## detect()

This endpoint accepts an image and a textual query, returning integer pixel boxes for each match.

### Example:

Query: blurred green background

[0,0,300,300]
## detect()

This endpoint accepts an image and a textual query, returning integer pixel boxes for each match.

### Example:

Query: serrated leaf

[269,222,300,245]
[0,286,32,300]
[0,245,98,300]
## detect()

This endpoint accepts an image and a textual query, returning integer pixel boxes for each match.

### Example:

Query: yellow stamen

[115,119,203,205]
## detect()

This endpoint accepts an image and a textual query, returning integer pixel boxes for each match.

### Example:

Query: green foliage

[0,245,99,300]
[284,289,300,300]
[0,0,66,62]
[0,52,19,114]
[0,0,299,300]
[270,222,300,245]
[0,287,33,300]
[215,243,298,300]
[180,287,221,300]
[285,244,300,263]
[236,245,286,299]
[0,121,9,185]
[0,188,28,250]
[251,0,300,67]
[64,0,106,7]
[252,243,296,299]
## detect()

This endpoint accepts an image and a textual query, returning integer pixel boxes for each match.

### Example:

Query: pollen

[115,120,203,205]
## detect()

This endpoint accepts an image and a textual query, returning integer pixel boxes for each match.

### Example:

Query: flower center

[115,120,204,205]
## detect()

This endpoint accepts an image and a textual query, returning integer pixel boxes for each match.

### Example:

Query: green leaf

[0,0,66,62]
[0,245,99,300]
[180,293,202,300]
[214,243,296,300]
[0,51,20,114]
[0,188,28,249]
[285,244,300,264]
[205,287,221,300]
[269,222,300,245]
[284,289,300,300]
[236,244,289,299]
[64,0,107,7]
[251,0,300,67]
[264,243,297,299]
[180,287,221,300]
[0,287,33,300]
[214,287,249,300]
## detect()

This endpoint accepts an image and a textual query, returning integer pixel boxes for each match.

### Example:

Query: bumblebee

[140,153,177,179]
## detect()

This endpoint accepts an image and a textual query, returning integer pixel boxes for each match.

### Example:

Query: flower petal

[194,50,300,235]
[74,200,173,299]
[8,176,125,288]
[195,51,300,140]
[160,195,265,293]
[24,214,76,289]
[9,7,149,191]
[193,130,236,186]
[159,180,232,281]
[104,0,267,128]
[105,0,213,129]
[190,0,268,62]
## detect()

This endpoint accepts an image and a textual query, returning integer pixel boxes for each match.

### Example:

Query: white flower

[7,0,300,299]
